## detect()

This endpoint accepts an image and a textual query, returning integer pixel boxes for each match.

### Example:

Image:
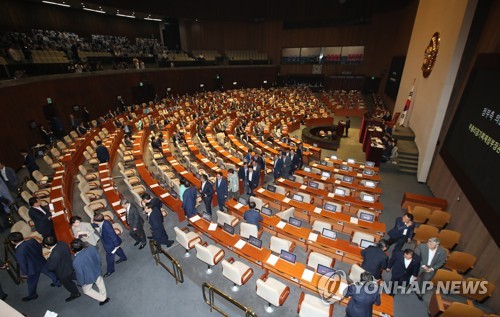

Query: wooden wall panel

[428,1,500,312]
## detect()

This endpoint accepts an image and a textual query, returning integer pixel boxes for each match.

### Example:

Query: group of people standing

[272,144,303,181]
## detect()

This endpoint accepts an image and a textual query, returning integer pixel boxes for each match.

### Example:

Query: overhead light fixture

[83,7,105,13]
[42,1,70,7]
[145,17,162,21]
[117,13,135,18]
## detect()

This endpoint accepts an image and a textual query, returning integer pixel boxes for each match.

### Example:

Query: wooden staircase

[392,126,419,174]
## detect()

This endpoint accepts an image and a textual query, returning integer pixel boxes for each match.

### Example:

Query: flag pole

[398,78,416,127]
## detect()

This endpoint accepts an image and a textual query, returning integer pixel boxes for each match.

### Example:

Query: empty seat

[83,205,114,222]
[174,226,201,257]
[32,170,50,187]
[80,193,107,211]
[444,251,477,274]
[79,165,99,181]
[294,175,304,183]
[11,220,42,242]
[43,155,62,170]
[221,257,254,292]
[256,272,290,313]
[307,251,335,271]
[195,242,225,274]
[216,210,239,227]
[427,210,451,229]
[437,229,461,250]
[26,180,50,199]
[462,278,495,303]
[429,291,485,317]
[312,220,332,234]
[270,236,294,254]
[274,185,287,195]
[240,222,261,239]
[83,151,98,165]
[413,224,440,244]
[276,207,295,222]
[297,292,333,317]
[351,231,375,245]
[431,269,464,285]
[410,206,432,224]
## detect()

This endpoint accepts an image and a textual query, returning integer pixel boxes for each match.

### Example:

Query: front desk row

[173,215,380,317]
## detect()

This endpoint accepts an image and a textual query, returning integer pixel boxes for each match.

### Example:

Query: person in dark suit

[387,248,420,295]
[200,174,214,215]
[0,162,18,192]
[69,114,79,130]
[296,143,304,169]
[290,149,300,174]
[243,201,263,230]
[281,151,291,177]
[77,122,88,136]
[182,182,198,218]
[144,201,174,247]
[8,232,59,301]
[238,163,249,195]
[42,236,81,302]
[344,272,380,317]
[95,140,110,163]
[141,193,162,210]
[414,237,447,300]
[387,213,415,251]
[19,149,39,180]
[246,165,259,196]
[345,117,351,137]
[273,154,283,181]
[121,199,146,249]
[361,239,389,280]
[215,172,228,211]
[71,239,110,305]
[28,197,54,238]
[93,214,127,277]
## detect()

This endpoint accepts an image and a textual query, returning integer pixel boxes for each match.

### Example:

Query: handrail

[148,240,184,284]
[202,282,258,317]
[3,239,22,284]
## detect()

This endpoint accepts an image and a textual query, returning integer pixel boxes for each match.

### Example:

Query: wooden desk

[49,168,74,245]
[401,193,448,211]
[253,188,385,238]
[190,211,393,316]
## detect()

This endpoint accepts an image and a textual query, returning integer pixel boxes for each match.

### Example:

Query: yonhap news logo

[317,270,489,302]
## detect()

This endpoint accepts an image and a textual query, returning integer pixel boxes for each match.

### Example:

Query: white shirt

[427,248,437,266]
[0,167,8,181]
[35,206,47,215]
[404,258,412,268]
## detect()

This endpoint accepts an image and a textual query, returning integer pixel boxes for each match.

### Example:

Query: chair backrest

[78,165,89,176]
[64,135,73,144]
[349,264,366,283]
[51,147,61,158]
[413,224,440,243]
[312,220,332,233]
[410,206,432,223]
[298,293,333,317]
[43,155,54,166]
[32,170,45,182]
[427,210,451,229]
[216,210,236,227]
[221,259,245,285]
[70,130,79,139]
[11,220,35,238]
[195,243,221,266]
[445,251,477,274]
[249,196,264,210]
[174,227,190,249]
[57,141,67,151]
[77,180,90,193]
[437,230,461,250]
[274,185,287,195]
[276,207,295,222]
[112,222,123,235]
[351,231,375,245]
[441,302,484,317]
[431,269,464,285]
[80,192,91,205]
[21,191,32,204]
[294,175,304,184]
[307,252,334,271]
[83,151,92,161]
[18,206,32,224]
[270,236,292,254]
[26,180,39,194]
[299,192,311,203]
[316,182,325,190]
[461,278,495,302]
[83,205,95,221]
[240,222,258,239]
[256,276,287,306]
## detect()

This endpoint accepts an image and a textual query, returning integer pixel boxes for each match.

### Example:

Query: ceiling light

[42,1,71,7]
[117,13,135,18]
[83,7,105,13]
[145,17,162,21]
